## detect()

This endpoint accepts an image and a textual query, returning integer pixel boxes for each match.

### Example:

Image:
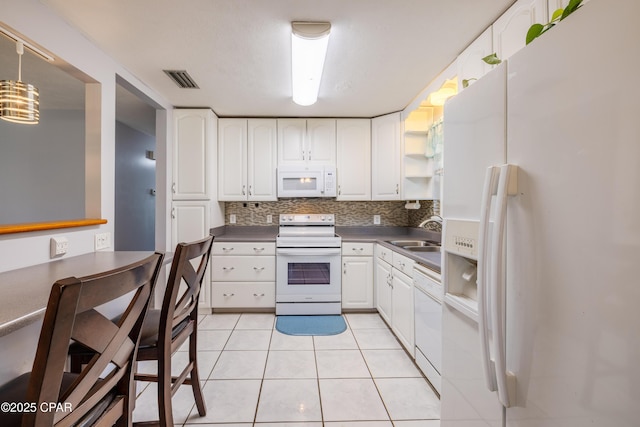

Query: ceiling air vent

[163,70,199,89]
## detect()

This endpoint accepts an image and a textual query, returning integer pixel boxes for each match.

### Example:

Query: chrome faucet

[418,215,443,229]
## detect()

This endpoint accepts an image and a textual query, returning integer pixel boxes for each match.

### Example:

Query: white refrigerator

[440,1,640,426]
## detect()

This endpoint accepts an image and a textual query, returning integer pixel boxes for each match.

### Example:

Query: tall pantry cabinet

[172,109,223,310]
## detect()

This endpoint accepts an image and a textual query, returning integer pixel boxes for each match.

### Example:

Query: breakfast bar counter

[0,251,163,338]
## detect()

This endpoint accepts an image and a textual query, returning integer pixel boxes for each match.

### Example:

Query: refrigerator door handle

[490,163,518,408]
[478,166,500,392]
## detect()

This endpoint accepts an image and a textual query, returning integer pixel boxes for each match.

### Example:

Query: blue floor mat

[275,315,347,336]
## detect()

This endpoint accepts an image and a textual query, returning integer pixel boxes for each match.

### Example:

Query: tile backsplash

[225,199,436,227]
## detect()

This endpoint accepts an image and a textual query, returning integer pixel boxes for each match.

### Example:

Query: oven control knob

[288,216,294,221]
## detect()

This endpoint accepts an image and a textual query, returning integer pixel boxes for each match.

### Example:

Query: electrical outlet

[374,215,381,225]
[267,214,273,223]
[229,214,237,224]
[50,236,68,258]
[95,232,111,251]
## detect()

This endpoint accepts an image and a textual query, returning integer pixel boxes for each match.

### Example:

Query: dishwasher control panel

[414,264,443,302]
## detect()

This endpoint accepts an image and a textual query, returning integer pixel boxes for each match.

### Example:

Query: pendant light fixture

[291,22,331,106]
[0,40,40,124]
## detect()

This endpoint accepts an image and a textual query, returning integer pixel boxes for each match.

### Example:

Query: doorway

[114,77,161,251]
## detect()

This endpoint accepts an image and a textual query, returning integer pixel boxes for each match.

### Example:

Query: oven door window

[287,262,330,285]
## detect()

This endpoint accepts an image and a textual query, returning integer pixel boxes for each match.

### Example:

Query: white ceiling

[40,0,515,118]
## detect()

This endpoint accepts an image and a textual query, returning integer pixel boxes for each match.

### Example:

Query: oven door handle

[276,248,341,256]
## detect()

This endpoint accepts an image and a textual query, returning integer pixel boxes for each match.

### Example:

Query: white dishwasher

[413,263,443,394]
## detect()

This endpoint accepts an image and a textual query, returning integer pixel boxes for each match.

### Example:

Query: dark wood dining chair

[131,236,214,427]
[0,252,163,427]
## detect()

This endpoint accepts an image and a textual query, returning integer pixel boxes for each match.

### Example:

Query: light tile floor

[133,312,441,427]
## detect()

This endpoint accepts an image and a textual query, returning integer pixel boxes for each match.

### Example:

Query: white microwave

[277,165,337,198]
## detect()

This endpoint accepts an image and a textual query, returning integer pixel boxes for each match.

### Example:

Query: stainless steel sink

[404,246,441,252]
[388,240,439,247]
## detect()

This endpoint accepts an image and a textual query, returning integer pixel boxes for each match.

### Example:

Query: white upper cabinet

[492,0,547,61]
[457,27,494,91]
[218,119,247,201]
[277,119,306,164]
[306,119,337,165]
[277,118,336,166]
[247,119,278,200]
[218,118,277,201]
[371,113,401,200]
[173,109,216,200]
[336,119,371,201]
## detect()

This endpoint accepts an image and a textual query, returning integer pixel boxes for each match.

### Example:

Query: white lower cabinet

[341,243,374,310]
[392,267,415,357]
[171,200,211,309]
[212,283,275,309]
[211,242,276,309]
[375,244,415,355]
[375,254,393,324]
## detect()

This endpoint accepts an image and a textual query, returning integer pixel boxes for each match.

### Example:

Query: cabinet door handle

[253,247,265,252]
[302,149,306,160]
[223,293,235,297]
[242,185,246,195]
[172,182,176,194]
[223,267,235,271]
[396,183,399,194]
[343,262,347,274]
[249,185,252,196]
[352,247,364,252]
[253,293,265,297]
[308,150,311,160]
[171,207,176,219]
[338,185,341,195]
[253,267,265,271]
[222,247,234,252]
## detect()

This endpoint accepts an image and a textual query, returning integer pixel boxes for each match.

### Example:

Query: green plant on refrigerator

[526,0,584,45]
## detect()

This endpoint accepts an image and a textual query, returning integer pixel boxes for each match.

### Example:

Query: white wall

[0,109,86,224]
[0,0,173,271]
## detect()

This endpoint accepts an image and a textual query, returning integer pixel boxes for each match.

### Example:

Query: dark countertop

[211,226,279,242]
[210,225,442,273]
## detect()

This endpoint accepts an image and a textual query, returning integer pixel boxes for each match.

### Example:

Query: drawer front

[392,251,415,276]
[212,282,275,308]
[342,242,374,256]
[211,256,275,281]
[376,244,393,264]
[212,242,276,256]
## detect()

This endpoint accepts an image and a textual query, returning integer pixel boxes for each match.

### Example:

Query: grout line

[252,315,275,424]
[354,314,395,424]
[186,312,437,426]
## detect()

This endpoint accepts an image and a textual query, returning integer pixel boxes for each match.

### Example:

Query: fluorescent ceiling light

[291,22,331,106]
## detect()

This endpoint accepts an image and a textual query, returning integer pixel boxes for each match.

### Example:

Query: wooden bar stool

[0,252,164,427]
[71,237,214,426]
[133,236,214,427]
